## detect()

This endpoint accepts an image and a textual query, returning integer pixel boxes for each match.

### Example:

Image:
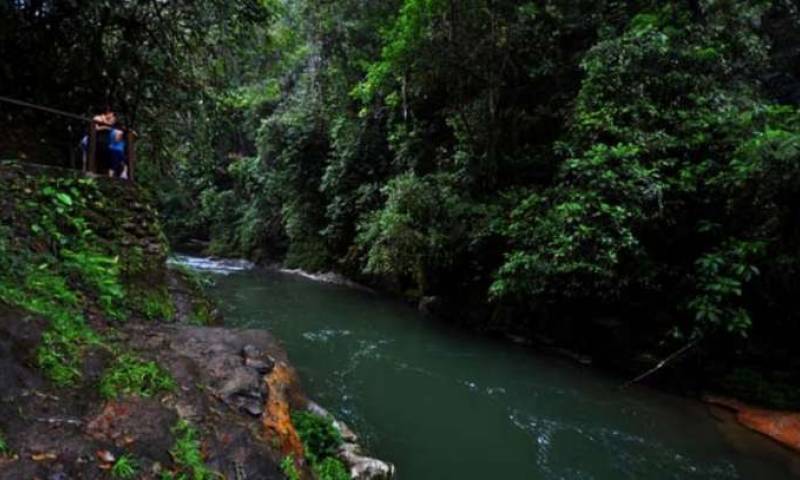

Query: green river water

[180,256,799,480]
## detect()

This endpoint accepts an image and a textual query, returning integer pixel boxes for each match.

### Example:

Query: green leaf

[55,193,73,206]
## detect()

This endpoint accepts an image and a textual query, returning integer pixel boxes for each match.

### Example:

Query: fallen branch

[619,337,702,390]
[33,416,83,427]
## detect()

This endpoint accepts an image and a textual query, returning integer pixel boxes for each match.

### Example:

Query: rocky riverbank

[0,305,290,479]
[0,162,393,480]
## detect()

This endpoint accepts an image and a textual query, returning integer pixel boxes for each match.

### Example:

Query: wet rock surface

[0,308,293,480]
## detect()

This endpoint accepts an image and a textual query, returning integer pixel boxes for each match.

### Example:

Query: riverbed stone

[418,295,441,316]
[242,344,276,374]
[339,443,396,480]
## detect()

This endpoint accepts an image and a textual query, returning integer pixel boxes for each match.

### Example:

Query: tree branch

[619,337,702,389]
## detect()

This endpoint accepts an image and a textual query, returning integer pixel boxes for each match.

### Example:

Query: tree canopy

[4,0,800,405]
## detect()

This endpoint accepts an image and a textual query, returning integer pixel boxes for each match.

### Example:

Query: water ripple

[507,409,740,480]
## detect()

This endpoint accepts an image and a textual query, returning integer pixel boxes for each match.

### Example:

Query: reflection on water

[177,257,798,480]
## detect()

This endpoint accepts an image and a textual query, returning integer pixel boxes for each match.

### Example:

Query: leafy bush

[492,2,800,341]
[313,457,350,480]
[291,411,343,465]
[356,172,475,293]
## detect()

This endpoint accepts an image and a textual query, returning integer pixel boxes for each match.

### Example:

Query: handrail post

[127,131,136,182]
[87,121,97,173]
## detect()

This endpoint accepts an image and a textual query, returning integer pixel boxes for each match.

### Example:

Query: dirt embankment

[0,162,307,479]
[0,303,307,479]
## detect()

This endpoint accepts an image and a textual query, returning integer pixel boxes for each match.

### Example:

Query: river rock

[242,344,275,374]
[418,296,441,316]
[339,443,396,480]
[229,395,265,418]
[215,364,267,406]
[307,402,359,443]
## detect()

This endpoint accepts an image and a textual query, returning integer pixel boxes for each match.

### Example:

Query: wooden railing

[85,122,138,181]
[0,95,137,181]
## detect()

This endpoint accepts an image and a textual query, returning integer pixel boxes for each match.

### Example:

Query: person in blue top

[108,125,127,178]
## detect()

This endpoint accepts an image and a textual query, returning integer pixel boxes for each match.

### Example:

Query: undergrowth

[126,284,176,321]
[111,454,138,479]
[291,411,348,480]
[0,170,170,386]
[0,175,122,385]
[313,457,349,480]
[0,430,9,456]
[171,265,217,326]
[99,353,176,399]
[161,420,217,480]
[280,455,301,480]
[0,263,99,385]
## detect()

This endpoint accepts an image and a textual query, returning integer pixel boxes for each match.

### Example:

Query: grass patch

[99,353,176,399]
[161,420,217,480]
[111,454,138,479]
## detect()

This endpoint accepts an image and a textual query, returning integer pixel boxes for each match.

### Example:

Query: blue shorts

[110,149,126,176]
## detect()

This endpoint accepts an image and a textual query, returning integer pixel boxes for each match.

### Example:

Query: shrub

[313,457,350,480]
[291,411,343,465]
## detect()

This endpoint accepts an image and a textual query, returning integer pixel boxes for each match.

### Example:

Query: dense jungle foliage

[3,0,800,403]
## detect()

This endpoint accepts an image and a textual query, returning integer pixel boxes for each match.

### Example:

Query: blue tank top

[109,129,126,153]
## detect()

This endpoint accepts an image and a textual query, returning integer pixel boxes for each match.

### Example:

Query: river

[178,256,799,480]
